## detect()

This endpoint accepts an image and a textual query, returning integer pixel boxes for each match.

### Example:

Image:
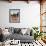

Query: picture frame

[9,9,20,23]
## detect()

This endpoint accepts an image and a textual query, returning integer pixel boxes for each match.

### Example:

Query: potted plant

[32,27,38,40]
[32,27,43,40]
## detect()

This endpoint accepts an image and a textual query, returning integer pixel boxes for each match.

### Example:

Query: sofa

[1,27,34,43]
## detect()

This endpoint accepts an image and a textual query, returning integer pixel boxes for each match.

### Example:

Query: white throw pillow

[2,29,10,36]
[21,28,27,35]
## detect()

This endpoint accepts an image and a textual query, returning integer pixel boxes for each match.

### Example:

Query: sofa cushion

[9,33,34,43]
[8,27,14,34]
[14,28,21,34]
[21,28,27,35]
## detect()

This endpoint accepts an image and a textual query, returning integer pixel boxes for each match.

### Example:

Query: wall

[0,1,40,28]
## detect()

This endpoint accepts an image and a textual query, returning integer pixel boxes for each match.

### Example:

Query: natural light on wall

[0,1,40,28]
[20,1,40,28]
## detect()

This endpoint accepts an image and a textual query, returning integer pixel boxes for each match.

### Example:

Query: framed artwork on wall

[9,9,20,23]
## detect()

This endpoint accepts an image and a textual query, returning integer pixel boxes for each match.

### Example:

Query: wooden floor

[21,40,46,46]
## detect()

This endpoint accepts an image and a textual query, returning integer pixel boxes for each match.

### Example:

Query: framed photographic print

[9,9,20,23]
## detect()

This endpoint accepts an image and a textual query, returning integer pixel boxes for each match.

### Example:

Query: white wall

[0,1,40,28]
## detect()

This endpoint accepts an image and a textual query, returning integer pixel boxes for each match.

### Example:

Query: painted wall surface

[0,1,40,28]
